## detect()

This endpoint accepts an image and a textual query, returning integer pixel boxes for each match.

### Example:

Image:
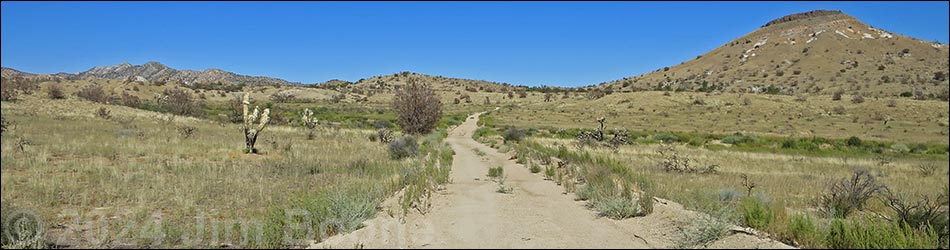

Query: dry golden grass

[486,91,949,144]
[0,95,447,248]
[526,137,948,212]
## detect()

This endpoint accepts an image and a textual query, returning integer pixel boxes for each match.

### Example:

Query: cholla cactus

[300,108,319,129]
[300,108,319,140]
[243,92,270,154]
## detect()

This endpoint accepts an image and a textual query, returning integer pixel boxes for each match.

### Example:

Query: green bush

[891,144,911,153]
[786,213,823,248]
[388,136,419,160]
[722,135,755,145]
[826,219,941,249]
[741,197,774,230]
[654,133,680,143]
[687,137,707,147]
[781,139,797,149]
[846,136,863,147]
[593,196,640,220]
[487,166,504,178]
[502,127,526,143]
[529,164,541,174]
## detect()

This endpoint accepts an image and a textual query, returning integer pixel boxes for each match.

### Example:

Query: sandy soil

[310,112,793,249]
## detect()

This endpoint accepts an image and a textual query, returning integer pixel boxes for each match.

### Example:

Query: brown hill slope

[603,10,950,99]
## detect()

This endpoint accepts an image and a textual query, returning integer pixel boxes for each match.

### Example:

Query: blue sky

[2,1,948,87]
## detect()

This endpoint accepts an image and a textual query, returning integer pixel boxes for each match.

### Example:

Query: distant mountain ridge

[2,62,300,86]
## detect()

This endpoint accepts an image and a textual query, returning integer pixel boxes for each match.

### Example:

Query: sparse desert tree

[77,84,108,103]
[815,169,885,218]
[241,92,271,154]
[0,77,39,102]
[47,84,66,99]
[159,88,197,116]
[392,79,442,135]
[120,91,141,108]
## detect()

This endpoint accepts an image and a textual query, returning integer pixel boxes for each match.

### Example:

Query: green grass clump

[825,219,941,249]
[529,163,542,174]
[487,166,504,178]
[785,213,824,248]
[740,196,774,230]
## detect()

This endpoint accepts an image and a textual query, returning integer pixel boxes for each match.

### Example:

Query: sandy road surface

[311,112,792,249]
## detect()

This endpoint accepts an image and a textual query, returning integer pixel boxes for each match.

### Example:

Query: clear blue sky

[2,1,948,87]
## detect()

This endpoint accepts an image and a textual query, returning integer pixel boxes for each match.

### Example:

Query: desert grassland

[0,96,454,248]
[486,91,950,145]
[524,137,948,212]
[474,91,949,248]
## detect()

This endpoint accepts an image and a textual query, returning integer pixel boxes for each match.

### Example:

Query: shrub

[832,105,847,115]
[880,189,949,233]
[0,77,39,102]
[846,136,862,147]
[373,119,392,129]
[323,188,380,234]
[825,219,940,249]
[832,90,844,101]
[159,88,197,116]
[388,136,418,160]
[529,164,541,174]
[816,169,885,218]
[487,166,504,178]
[0,116,7,136]
[781,139,797,149]
[721,135,755,145]
[177,126,197,139]
[96,107,111,119]
[502,127,526,143]
[654,133,680,143]
[119,91,141,108]
[77,84,108,103]
[392,79,442,135]
[851,94,865,104]
[741,197,774,230]
[786,213,823,248]
[594,196,640,220]
[47,84,66,99]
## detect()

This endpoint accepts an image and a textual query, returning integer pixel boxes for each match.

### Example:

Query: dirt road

[311,112,792,249]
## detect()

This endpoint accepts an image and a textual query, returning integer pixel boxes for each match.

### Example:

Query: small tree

[392,79,442,135]
[242,92,270,154]
[159,88,197,116]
